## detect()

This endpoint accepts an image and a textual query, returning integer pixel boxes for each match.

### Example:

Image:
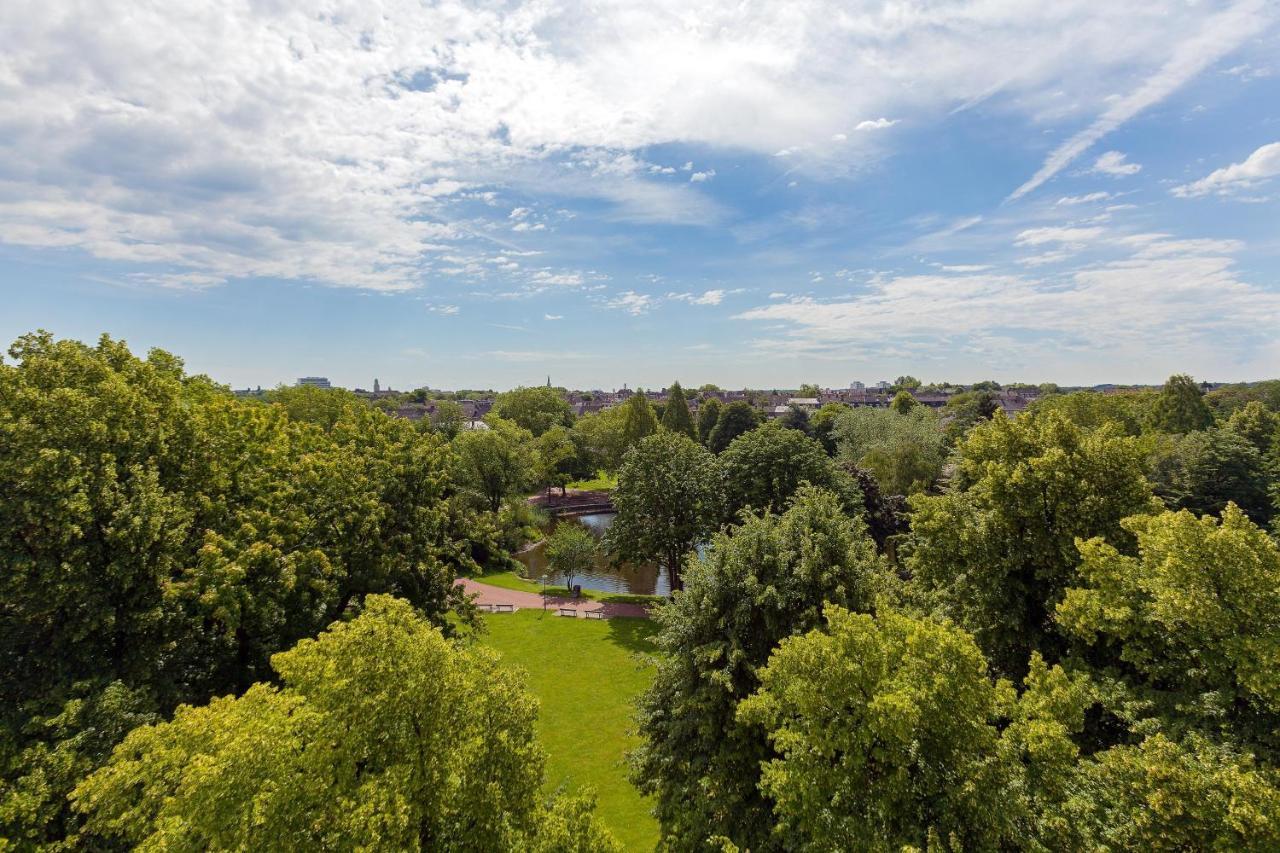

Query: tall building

[297,376,332,389]
[850,381,865,390]
[374,378,380,393]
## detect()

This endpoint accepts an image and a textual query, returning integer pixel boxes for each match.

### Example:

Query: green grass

[566,470,619,491]
[479,610,660,852]
[477,569,663,608]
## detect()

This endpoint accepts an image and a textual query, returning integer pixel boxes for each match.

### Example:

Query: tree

[719,422,858,520]
[533,424,581,498]
[619,390,659,449]
[72,596,620,850]
[632,489,882,851]
[1149,428,1272,524]
[943,390,999,444]
[893,375,922,391]
[1060,505,1280,752]
[777,403,812,435]
[492,385,573,436]
[736,608,1074,852]
[1224,400,1278,454]
[572,407,629,473]
[1026,389,1151,435]
[544,523,598,591]
[833,406,946,496]
[696,396,722,445]
[890,389,917,414]
[808,402,847,455]
[660,381,696,439]
[906,412,1157,677]
[797,382,821,398]
[604,432,721,591]
[707,401,759,453]
[453,418,535,512]
[430,399,465,438]
[1151,373,1214,434]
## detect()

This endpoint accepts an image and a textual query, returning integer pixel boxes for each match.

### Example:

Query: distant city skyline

[3,2,1279,387]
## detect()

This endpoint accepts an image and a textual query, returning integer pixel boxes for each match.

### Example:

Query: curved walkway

[457,577,651,619]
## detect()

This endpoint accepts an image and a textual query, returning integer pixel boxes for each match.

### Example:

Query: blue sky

[2,0,1279,390]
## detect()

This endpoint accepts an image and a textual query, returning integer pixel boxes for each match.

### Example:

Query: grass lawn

[479,610,661,852]
[477,569,663,608]
[566,470,619,491]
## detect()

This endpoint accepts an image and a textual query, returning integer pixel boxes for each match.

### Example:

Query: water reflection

[516,512,672,596]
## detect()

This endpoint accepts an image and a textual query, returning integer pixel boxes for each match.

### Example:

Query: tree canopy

[707,401,759,453]
[491,385,574,436]
[72,596,619,851]
[660,381,696,439]
[604,431,722,590]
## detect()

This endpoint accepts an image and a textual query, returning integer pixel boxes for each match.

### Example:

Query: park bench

[557,606,577,617]
[492,603,515,613]
[583,609,604,620]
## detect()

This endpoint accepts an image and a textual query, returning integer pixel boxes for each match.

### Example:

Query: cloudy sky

[2,0,1279,390]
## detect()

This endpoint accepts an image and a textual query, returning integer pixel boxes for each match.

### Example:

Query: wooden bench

[583,609,605,620]
[557,606,578,617]
[492,603,515,613]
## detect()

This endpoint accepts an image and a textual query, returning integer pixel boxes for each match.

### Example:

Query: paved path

[457,577,652,619]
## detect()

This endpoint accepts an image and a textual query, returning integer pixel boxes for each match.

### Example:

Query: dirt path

[457,577,652,619]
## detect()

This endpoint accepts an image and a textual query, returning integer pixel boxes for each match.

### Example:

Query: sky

[2,0,1279,391]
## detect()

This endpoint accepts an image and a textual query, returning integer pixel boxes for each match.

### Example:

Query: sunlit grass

[479,610,661,851]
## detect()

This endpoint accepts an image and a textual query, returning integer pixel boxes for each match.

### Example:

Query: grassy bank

[476,569,664,608]
[479,610,661,851]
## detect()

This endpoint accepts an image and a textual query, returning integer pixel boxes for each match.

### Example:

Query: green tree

[1150,373,1214,434]
[707,401,759,453]
[73,596,619,851]
[892,375,921,391]
[492,385,574,436]
[660,381,696,438]
[1149,428,1272,524]
[544,523,598,591]
[777,403,812,435]
[1224,400,1278,454]
[889,389,917,414]
[736,607,1033,851]
[533,424,582,498]
[943,389,999,444]
[572,407,629,473]
[719,422,858,520]
[808,402,847,455]
[833,406,946,496]
[1026,389,1152,435]
[619,390,659,450]
[453,418,535,512]
[1060,505,1280,751]
[1057,734,1280,850]
[696,396,722,445]
[265,383,363,430]
[430,399,465,438]
[797,382,821,398]
[906,412,1157,677]
[632,489,882,851]
[604,432,721,591]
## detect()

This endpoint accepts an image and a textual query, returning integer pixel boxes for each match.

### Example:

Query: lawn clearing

[477,569,663,607]
[479,610,660,851]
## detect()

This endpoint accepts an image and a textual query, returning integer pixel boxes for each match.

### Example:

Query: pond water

[515,512,672,596]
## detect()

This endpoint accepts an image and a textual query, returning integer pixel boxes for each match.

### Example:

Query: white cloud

[855,118,899,130]
[1007,0,1265,199]
[669,289,729,306]
[1015,226,1106,246]
[509,207,531,220]
[690,169,716,183]
[1055,191,1113,205]
[831,133,847,142]
[0,0,1271,290]
[544,313,563,320]
[606,291,655,315]
[1172,141,1280,197]
[511,221,546,232]
[1090,151,1142,176]
[734,234,1280,362]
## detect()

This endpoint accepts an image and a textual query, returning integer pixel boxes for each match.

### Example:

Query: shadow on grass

[605,612,662,656]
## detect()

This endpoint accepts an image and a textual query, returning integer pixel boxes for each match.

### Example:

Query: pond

[515,512,672,596]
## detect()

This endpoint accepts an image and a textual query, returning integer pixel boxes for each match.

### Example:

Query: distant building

[874,380,891,391]
[786,397,820,411]
[374,378,380,393]
[297,376,332,389]
[850,381,865,390]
